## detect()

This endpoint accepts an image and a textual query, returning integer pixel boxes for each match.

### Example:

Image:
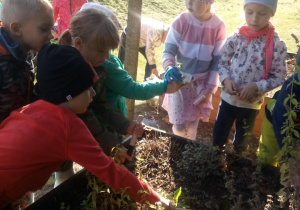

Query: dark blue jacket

[270,72,300,148]
[0,28,34,123]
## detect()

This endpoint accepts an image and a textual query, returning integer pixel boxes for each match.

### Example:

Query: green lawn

[94,0,300,82]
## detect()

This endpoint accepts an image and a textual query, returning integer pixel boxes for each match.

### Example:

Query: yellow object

[257,114,280,167]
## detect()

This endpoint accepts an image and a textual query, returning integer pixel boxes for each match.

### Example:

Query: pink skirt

[162,82,213,124]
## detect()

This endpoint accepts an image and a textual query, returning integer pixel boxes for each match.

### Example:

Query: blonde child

[53,8,149,187]
[162,0,226,140]
[77,4,180,117]
[213,0,287,153]
[0,0,53,123]
[0,44,173,209]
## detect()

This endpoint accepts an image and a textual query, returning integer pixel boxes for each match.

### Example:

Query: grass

[93,0,300,82]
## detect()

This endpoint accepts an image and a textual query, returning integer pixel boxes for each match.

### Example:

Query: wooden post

[124,0,142,121]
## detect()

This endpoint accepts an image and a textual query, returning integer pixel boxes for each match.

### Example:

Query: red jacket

[52,0,87,36]
[0,100,160,207]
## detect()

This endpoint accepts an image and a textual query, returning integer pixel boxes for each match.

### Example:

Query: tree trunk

[124,0,142,121]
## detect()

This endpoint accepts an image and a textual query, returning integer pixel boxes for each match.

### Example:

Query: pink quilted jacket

[52,0,87,36]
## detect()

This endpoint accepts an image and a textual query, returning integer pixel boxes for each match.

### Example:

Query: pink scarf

[238,22,275,80]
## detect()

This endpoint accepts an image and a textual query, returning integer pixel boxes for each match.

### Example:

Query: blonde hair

[1,0,53,27]
[59,8,119,51]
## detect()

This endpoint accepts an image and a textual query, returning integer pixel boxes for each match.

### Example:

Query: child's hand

[237,83,258,102]
[151,68,159,77]
[164,65,182,83]
[166,80,181,93]
[158,197,175,210]
[116,146,132,163]
[203,92,212,104]
[223,78,237,95]
[126,121,144,137]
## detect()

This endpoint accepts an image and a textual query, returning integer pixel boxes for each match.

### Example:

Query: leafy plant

[173,187,182,206]
[60,203,70,210]
[277,34,300,208]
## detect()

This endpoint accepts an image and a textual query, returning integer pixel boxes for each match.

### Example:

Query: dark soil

[126,132,281,209]
[134,100,260,159]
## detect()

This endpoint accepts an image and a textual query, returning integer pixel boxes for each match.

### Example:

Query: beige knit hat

[244,0,278,15]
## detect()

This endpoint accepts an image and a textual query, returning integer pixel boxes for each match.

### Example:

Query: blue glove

[163,65,182,91]
[164,65,182,83]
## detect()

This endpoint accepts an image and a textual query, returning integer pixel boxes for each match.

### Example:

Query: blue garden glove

[163,65,182,91]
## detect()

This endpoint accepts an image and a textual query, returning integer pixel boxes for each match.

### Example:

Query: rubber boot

[54,166,74,188]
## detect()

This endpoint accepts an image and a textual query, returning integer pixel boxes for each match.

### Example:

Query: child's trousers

[213,100,259,153]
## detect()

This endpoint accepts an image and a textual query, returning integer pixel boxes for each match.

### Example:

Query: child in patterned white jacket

[213,0,287,153]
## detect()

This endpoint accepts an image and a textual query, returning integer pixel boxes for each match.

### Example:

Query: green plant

[81,171,136,210]
[173,187,182,207]
[60,203,70,210]
[277,35,300,208]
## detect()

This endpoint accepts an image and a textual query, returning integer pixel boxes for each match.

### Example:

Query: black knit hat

[37,44,95,105]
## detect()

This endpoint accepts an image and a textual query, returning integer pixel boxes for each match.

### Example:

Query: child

[257,52,300,167]
[118,18,170,81]
[162,0,226,140]
[53,8,147,187]
[75,4,180,117]
[52,0,87,36]
[0,0,54,123]
[213,0,287,153]
[0,44,173,209]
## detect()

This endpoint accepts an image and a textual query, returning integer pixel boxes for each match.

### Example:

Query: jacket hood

[0,27,26,62]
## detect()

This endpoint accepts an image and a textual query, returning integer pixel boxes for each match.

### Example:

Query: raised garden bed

[26,127,283,210]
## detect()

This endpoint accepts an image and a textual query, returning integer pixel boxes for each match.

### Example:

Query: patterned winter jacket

[0,28,34,123]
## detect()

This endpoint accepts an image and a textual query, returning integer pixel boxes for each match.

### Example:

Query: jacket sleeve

[206,20,227,94]
[218,34,235,84]
[65,113,161,205]
[103,55,165,100]
[162,15,182,70]
[89,67,130,134]
[78,110,122,155]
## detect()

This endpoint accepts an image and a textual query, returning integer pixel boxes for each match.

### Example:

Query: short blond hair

[1,0,53,27]
[59,8,119,51]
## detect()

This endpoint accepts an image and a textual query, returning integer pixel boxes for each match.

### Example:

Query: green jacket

[102,54,166,117]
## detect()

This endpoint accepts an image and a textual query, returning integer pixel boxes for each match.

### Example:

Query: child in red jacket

[0,44,173,209]
[52,0,87,36]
